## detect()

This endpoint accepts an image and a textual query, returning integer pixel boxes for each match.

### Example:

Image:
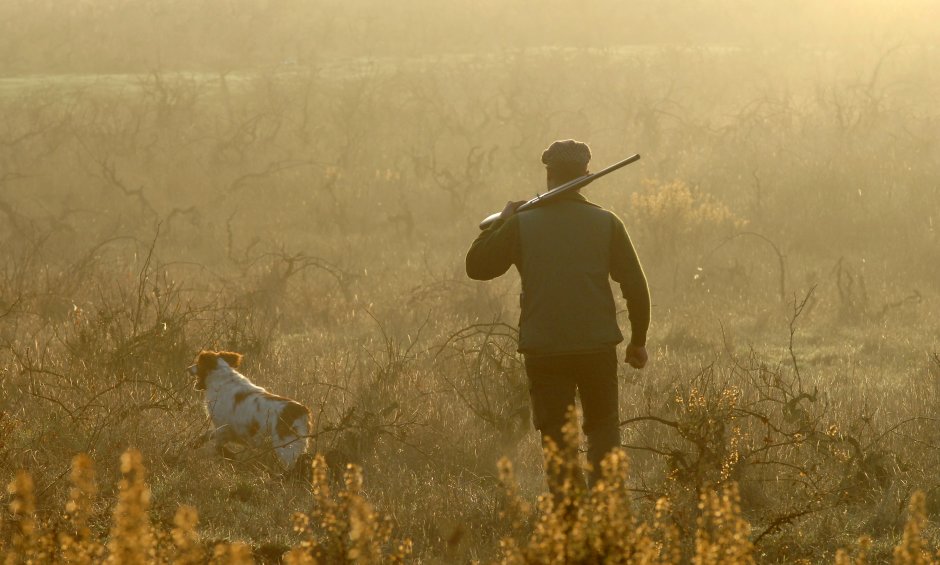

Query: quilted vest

[516,197,624,355]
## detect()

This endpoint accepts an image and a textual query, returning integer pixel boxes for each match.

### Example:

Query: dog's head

[187,350,244,391]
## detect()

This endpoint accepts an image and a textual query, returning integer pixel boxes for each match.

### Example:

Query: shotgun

[478,153,641,230]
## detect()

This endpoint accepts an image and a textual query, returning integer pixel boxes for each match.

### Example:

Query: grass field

[2,2,940,562]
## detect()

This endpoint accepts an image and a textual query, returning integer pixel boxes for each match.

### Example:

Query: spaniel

[187,350,310,470]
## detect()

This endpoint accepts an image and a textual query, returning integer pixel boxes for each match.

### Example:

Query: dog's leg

[190,428,213,450]
[275,440,301,470]
[209,425,236,460]
[274,416,310,470]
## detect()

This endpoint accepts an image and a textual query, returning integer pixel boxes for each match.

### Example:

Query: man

[465,139,650,490]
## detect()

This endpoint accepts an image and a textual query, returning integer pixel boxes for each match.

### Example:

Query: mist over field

[2,1,940,562]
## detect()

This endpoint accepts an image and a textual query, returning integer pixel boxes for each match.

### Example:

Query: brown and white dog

[187,350,310,470]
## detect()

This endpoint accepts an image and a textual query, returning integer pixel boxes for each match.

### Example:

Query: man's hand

[625,343,648,369]
[500,200,526,220]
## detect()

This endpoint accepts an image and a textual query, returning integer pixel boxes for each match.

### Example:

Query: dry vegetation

[2,1,940,562]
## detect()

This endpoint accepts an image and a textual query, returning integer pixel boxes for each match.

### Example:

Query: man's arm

[465,211,520,281]
[609,215,651,349]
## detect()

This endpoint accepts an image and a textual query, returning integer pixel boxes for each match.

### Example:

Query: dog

[187,350,310,470]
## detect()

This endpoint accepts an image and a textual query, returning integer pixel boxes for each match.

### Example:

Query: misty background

[2,1,940,562]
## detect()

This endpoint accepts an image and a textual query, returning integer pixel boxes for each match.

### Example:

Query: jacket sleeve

[465,215,520,280]
[609,214,651,346]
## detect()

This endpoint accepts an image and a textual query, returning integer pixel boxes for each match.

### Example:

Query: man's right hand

[625,344,648,369]
[500,200,526,220]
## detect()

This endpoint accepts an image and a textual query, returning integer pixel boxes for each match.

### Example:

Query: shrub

[630,178,746,266]
[1,450,411,564]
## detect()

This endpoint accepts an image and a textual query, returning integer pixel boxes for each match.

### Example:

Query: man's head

[542,139,591,189]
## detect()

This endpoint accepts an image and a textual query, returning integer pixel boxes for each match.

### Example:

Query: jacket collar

[555,190,599,207]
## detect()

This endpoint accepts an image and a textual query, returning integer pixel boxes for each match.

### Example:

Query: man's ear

[219,352,243,369]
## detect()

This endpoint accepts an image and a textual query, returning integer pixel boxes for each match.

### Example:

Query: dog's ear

[219,351,243,369]
[196,350,219,375]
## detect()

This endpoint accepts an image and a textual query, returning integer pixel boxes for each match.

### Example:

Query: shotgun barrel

[478,153,641,230]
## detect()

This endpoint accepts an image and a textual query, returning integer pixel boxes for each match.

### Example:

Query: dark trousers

[524,348,621,490]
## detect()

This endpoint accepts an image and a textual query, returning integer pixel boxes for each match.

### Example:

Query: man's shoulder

[570,195,615,215]
[579,201,623,225]
[585,202,626,223]
[519,200,620,225]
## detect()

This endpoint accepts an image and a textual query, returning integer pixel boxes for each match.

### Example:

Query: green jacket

[466,192,650,356]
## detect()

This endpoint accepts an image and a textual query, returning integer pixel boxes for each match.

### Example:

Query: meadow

[2,1,940,562]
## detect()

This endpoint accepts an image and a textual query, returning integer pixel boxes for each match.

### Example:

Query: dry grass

[2,449,938,563]
[2,451,412,563]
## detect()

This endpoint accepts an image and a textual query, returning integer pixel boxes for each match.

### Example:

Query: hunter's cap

[541,139,591,170]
